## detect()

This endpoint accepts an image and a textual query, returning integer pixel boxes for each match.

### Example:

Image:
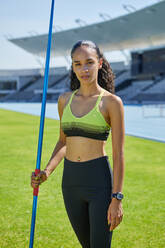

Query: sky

[0,0,160,70]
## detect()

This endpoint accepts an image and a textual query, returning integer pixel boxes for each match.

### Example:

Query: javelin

[29,0,55,247]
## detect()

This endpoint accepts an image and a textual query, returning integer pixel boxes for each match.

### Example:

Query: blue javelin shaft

[36,0,55,171]
[29,0,55,247]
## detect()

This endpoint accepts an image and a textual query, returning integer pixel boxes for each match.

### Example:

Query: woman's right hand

[31,171,48,188]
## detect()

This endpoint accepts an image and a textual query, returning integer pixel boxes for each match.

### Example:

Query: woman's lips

[81,75,90,79]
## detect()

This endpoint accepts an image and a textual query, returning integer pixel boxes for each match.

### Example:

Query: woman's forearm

[44,140,66,177]
[112,152,125,193]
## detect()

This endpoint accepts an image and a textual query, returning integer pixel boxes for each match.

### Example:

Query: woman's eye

[88,61,93,64]
[75,64,81,66]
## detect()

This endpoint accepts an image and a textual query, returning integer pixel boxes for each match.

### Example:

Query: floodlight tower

[99,13,111,21]
[28,30,39,36]
[75,19,87,27]
[122,4,136,13]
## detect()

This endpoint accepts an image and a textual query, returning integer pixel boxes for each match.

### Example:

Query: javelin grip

[33,169,41,196]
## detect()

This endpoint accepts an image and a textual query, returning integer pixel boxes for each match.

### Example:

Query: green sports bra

[61,89,111,140]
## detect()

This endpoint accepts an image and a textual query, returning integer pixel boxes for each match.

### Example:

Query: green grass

[0,108,165,248]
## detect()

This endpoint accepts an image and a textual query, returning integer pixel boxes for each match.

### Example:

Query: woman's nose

[82,65,89,72]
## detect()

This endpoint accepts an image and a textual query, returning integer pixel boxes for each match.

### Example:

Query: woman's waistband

[64,155,109,166]
[62,155,112,188]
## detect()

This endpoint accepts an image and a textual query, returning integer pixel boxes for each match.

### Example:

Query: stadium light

[28,30,39,36]
[122,4,136,13]
[75,18,87,27]
[53,25,63,32]
[99,13,111,21]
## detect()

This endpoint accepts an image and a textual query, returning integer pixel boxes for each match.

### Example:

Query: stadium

[0,1,165,104]
[0,1,165,248]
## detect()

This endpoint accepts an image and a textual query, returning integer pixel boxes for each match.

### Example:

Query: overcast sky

[0,0,159,70]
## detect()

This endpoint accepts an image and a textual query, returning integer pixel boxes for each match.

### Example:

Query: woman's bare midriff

[65,136,107,162]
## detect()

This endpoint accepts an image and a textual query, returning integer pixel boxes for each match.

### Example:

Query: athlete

[31,40,125,248]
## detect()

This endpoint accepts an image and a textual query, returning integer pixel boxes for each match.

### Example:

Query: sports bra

[61,89,111,140]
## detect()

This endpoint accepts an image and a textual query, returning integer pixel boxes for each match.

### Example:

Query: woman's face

[72,45,102,85]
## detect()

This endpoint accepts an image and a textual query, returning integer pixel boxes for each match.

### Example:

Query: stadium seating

[0,69,70,102]
[144,77,165,94]
[114,70,131,88]
[116,80,153,100]
[0,63,165,104]
[1,90,35,102]
[129,77,165,103]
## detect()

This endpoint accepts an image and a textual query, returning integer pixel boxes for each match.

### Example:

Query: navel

[77,156,81,162]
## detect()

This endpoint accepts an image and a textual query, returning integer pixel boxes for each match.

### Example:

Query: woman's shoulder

[102,89,124,113]
[103,89,123,103]
[58,91,73,108]
[58,91,74,117]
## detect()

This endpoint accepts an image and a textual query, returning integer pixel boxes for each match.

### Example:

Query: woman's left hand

[107,198,123,231]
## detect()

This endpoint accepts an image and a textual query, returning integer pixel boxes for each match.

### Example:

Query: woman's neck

[78,84,102,97]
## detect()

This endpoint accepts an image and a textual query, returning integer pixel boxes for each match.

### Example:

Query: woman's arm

[110,96,125,194]
[44,93,67,177]
[107,95,125,231]
[31,93,67,188]
[43,139,66,177]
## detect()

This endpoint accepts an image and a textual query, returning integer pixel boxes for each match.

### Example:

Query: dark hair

[70,40,115,93]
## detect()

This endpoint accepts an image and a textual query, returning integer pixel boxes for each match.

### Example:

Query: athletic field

[0,108,165,248]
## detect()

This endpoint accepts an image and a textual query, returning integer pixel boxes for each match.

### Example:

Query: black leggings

[62,156,113,248]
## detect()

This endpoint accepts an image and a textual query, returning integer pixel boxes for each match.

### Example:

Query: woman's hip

[62,155,113,188]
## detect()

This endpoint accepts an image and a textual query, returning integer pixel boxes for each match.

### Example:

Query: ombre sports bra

[61,89,111,140]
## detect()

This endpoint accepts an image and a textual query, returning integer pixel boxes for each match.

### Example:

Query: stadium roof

[9,1,165,57]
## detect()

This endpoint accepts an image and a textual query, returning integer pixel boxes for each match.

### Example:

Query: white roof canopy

[9,1,165,57]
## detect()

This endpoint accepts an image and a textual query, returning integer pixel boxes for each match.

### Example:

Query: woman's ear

[98,58,103,69]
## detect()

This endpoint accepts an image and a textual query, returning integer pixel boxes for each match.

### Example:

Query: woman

[31,40,125,248]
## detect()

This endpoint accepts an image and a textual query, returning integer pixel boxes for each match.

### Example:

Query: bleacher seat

[116,80,153,100]
[144,78,165,94]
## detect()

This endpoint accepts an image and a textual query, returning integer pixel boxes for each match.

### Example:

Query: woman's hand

[107,198,123,231]
[31,171,48,188]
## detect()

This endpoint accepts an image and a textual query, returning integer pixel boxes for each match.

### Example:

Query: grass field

[0,108,165,248]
